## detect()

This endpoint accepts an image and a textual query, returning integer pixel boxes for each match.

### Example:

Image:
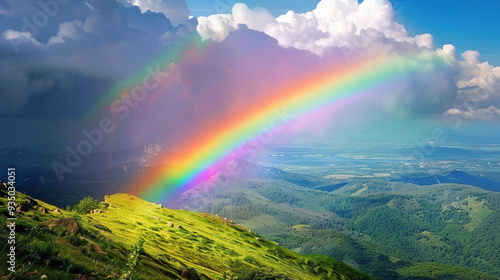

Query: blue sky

[186,0,500,65]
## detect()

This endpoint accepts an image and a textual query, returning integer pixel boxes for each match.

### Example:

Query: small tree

[73,196,100,214]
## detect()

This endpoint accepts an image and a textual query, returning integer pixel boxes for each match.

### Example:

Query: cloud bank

[197,0,500,121]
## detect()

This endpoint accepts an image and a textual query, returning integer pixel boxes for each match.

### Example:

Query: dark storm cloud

[0,0,191,118]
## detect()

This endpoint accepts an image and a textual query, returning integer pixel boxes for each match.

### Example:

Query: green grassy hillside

[0,187,372,279]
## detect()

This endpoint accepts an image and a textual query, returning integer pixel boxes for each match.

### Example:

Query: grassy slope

[0,189,372,280]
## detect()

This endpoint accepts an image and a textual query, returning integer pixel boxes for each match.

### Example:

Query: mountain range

[392,170,500,192]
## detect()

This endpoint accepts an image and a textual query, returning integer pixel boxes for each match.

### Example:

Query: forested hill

[177,176,500,280]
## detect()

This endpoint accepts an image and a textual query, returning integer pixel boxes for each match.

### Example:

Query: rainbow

[128,51,447,203]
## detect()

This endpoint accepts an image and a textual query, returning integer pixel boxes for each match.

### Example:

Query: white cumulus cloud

[446,106,500,121]
[456,50,500,102]
[197,0,434,56]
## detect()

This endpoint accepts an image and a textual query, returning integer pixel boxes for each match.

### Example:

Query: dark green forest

[178,178,500,279]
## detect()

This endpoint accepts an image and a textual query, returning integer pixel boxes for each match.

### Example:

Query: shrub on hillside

[236,268,292,280]
[73,196,100,214]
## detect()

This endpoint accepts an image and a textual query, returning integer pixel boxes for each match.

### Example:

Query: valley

[3,144,500,279]
[174,161,500,279]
